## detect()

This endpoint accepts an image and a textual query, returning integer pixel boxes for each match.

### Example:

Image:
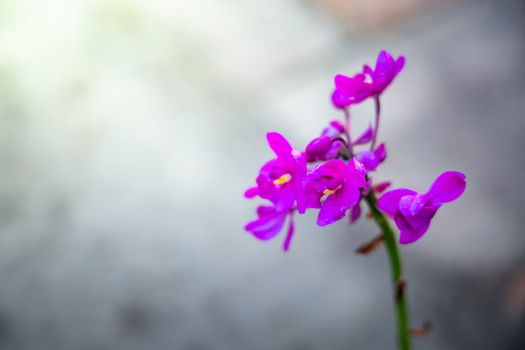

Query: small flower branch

[364,190,411,350]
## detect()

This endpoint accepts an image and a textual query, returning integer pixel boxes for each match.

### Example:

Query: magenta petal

[348,158,368,187]
[304,190,322,209]
[396,213,431,245]
[245,208,287,241]
[322,120,345,137]
[353,125,373,145]
[306,136,332,159]
[244,187,258,198]
[409,194,428,215]
[349,202,361,223]
[398,195,417,217]
[256,205,274,217]
[329,120,345,133]
[357,150,374,169]
[275,185,295,211]
[317,193,345,226]
[331,90,350,109]
[282,214,295,251]
[377,188,417,216]
[398,193,428,216]
[407,207,438,229]
[426,171,466,204]
[395,206,437,244]
[374,181,391,193]
[317,185,359,226]
[334,73,372,105]
[267,132,292,158]
[374,143,387,163]
[324,140,345,160]
[375,50,393,72]
[363,64,374,77]
[293,178,307,214]
[395,56,405,75]
[334,74,355,89]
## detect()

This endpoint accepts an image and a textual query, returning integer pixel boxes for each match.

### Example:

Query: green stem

[364,191,411,350]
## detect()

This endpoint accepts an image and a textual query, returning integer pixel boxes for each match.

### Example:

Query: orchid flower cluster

[244,50,466,251]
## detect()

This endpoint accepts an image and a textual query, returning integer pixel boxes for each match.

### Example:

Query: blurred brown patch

[355,234,383,255]
[314,0,458,31]
[410,320,432,337]
[504,265,525,320]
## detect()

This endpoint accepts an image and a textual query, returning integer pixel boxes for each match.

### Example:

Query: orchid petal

[395,206,437,244]
[363,64,374,77]
[353,125,374,145]
[282,214,295,251]
[377,189,417,216]
[274,185,295,212]
[375,50,393,72]
[426,171,466,204]
[304,161,344,192]
[334,74,355,89]
[267,132,292,159]
[398,195,417,217]
[331,89,351,109]
[395,213,431,245]
[349,202,361,223]
[306,136,332,159]
[348,158,367,187]
[374,181,391,193]
[409,194,428,215]
[244,187,258,198]
[317,192,351,227]
[374,143,387,163]
[245,208,287,241]
[324,140,345,160]
[317,184,360,226]
[399,193,429,216]
[293,178,307,214]
[256,205,274,217]
[394,56,405,75]
[329,120,345,133]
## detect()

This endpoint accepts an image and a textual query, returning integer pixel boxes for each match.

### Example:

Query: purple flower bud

[306,136,332,161]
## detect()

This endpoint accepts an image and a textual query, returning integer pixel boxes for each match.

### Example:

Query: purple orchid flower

[252,132,308,213]
[356,143,387,171]
[244,132,307,251]
[304,158,367,226]
[306,120,347,162]
[331,50,405,109]
[244,205,296,251]
[377,171,466,244]
[363,50,405,96]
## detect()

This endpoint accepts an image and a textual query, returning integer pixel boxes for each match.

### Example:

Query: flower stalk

[365,190,411,350]
[343,107,354,157]
[371,96,381,150]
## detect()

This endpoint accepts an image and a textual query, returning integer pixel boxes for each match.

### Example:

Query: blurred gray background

[0,0,524,349]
